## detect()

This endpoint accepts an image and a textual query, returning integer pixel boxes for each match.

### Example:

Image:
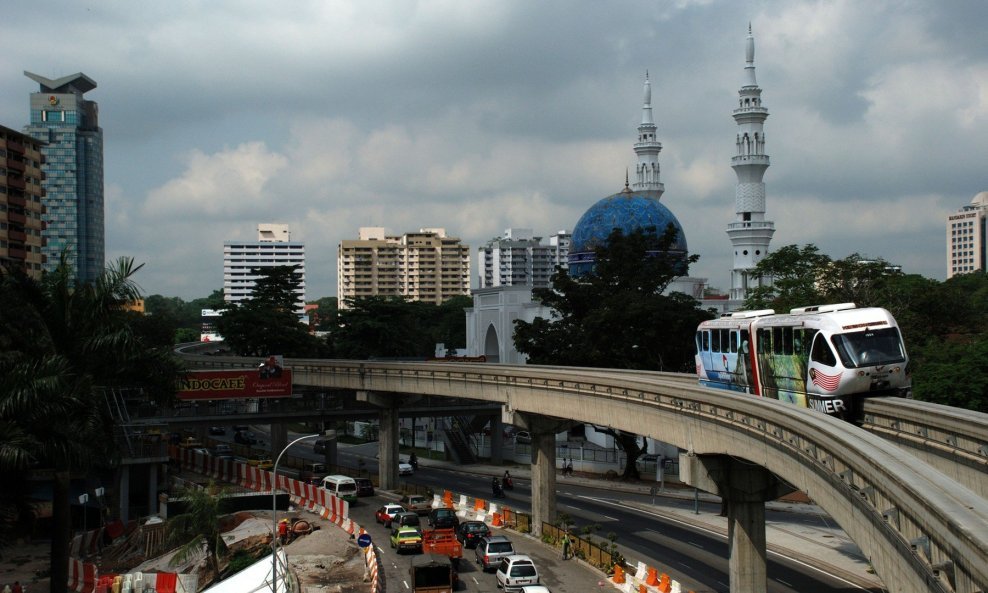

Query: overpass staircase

[441,416,478,464]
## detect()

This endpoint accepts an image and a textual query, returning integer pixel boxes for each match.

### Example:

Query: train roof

[698,305,898,332]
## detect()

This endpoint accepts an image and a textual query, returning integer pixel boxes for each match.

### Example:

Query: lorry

[421,528,462,568]
[410,553,457,593]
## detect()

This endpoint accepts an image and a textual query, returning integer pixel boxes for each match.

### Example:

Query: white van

[321,475,358,503]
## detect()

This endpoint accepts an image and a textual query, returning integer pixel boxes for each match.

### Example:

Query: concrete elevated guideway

[182,356,988,593]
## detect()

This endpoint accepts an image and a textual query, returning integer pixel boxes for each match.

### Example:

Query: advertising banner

[177,368,293,400]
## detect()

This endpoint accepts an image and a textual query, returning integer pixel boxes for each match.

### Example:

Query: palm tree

[164,482,230,580]
[0,256,179,593]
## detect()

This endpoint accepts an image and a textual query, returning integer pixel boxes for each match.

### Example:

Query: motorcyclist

[492,477,502,497]
[409,452,418,470]
[503,470,513,489]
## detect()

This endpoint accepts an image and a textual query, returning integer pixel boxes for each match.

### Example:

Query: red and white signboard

[177,368,293,400]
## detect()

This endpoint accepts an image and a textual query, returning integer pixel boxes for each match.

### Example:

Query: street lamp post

[272,432,321,593]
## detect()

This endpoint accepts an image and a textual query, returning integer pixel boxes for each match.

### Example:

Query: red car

[375,504,406,527]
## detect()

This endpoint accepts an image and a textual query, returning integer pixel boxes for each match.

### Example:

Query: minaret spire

[632,72,664,195]
[727,25,775,304]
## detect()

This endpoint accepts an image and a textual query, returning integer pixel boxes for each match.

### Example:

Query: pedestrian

[563,460,573,476]
[11,582,21,593]
[561,531,571,560]
[2,583,11,593]
[278,518,289,544]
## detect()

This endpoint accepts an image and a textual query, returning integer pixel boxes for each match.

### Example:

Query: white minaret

[633,72,665,196]
[727,24,775,302]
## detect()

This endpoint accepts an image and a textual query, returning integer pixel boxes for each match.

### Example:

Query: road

[215,430,882,593]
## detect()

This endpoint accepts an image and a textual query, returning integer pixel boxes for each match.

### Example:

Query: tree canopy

[215,265,327,357]
[325,295,471,359]
[0,256,179,592]
[513,227,713,479]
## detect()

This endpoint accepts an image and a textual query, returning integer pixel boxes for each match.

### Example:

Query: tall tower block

[727,26,775,302]
[23,71,104,283]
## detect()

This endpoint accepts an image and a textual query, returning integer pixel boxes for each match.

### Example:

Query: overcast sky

[2,0,985,300]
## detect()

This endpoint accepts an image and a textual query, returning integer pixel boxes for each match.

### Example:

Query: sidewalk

[410,454,884,591]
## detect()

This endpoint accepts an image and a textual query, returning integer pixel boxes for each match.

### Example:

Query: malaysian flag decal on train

[811,368,842,391]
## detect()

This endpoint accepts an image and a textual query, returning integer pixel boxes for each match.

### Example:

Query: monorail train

[695,303,910,419]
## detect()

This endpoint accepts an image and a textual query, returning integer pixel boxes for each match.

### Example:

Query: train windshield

[830,328,906,368]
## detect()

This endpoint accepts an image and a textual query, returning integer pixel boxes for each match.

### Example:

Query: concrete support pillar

[269,423,288,460]
[119,465,130,523]
[490,414,504,465]
[379,404,399,490]
[322,429,339,469]
[503,409,580,537]
[529,428,556,537]
[680,453,795,593]
[357,390,400,490]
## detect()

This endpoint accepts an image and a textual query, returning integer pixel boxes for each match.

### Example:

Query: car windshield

[830,327,906,368]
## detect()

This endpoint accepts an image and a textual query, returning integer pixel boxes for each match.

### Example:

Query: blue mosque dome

[567,186,688,277]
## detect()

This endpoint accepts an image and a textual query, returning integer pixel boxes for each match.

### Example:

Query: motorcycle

[409,454,418,470]
[503,476,514,490]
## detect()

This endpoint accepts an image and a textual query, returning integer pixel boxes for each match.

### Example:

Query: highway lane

[213,431,880,592]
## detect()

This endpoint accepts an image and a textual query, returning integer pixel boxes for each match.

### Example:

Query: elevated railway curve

[181,355,988,593]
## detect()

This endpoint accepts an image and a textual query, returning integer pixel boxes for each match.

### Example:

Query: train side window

[729,330,738,353]
[782,327,794,355]
[740,329,750,353]
[711,329,721,353]
[811,333,837,366]
[701,331,709,352]
[757,328,772,354]
[772,327,784,354]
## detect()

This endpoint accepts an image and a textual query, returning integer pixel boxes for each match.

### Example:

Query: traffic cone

[646,567,659,586]
[613,564,625,584]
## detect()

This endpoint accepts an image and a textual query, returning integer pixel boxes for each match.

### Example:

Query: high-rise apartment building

[23,71,104,283]
[338,227,470,308]
[947,191,987,278]
[478,228,571,289]
[224,223,306,315]
[0,125,46,278]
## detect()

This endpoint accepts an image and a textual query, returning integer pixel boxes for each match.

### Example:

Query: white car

[496,555,539,592]
[398,461,414,475]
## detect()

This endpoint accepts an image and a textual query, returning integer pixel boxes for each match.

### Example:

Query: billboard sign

[177,367,293,400]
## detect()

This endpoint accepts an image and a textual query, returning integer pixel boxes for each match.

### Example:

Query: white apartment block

[337,227,470,308]
[947,191,988,279]
[224,223,306,315]
[478,228,571,289]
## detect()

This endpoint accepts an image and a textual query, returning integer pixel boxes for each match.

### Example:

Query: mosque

[465,26,773,363]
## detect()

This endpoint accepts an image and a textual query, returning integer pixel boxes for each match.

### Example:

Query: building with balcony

[0,124,46,278]
[478,228,571,289]
[223,223,306,315]
[338,227,470,308]
[947,191,988,278]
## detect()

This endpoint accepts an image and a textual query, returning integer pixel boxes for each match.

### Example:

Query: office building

[478,228,571,289]
[23,71,104,283]
[947,191,988,278]
[224,223,306,315]
[337,227,470,308]
[0,125,46,278]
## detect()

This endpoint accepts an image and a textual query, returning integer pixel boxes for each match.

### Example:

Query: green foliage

[514,227,711,372]
[325,295,471,359]
[145,289,225,343]
[0,255,181,591]
[166,482,230,576]
[215,266,327,358]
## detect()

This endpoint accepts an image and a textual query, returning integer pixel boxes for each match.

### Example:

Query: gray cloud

[1,0,982,300]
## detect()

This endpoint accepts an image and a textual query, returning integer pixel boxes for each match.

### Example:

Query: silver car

[474,535,515,571]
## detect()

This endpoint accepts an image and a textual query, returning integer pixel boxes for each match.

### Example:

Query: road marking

[688,541,703,549]
[579,495,871,590]
[602,515,618,521]
[776,578,793,587]
[472,577,479,584]
[402,580,410,589]
[679,562,692,569]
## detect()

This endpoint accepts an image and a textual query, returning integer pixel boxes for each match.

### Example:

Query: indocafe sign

[177,368,293,400]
